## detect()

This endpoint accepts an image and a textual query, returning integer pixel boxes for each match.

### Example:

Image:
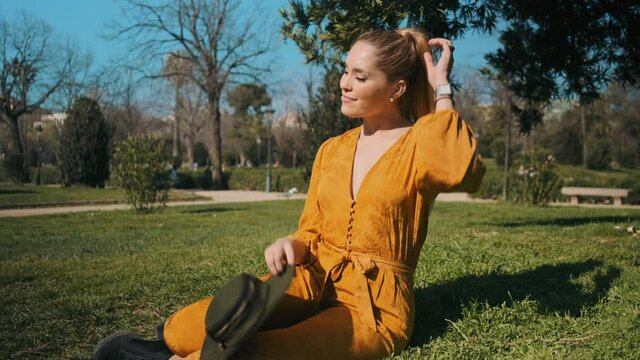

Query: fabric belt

[312,240,413,332]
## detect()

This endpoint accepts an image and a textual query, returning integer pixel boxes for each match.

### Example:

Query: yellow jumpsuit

[163,109,486,359]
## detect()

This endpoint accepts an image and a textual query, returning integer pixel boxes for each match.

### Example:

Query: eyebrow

[344,63,369,76]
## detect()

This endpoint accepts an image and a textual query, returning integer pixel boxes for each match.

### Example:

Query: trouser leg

[184,306,392,360]
[163,266,316,357]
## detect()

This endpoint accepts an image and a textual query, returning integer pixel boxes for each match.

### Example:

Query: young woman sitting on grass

[94,27,485,360]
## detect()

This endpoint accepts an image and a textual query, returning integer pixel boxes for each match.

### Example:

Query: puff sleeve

[287,140,328,264]
[414,109,486,194]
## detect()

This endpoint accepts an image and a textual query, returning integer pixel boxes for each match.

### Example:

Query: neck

[361,107,412,135]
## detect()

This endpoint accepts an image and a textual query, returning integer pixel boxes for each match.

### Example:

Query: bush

[621,174,640,205]
[226,167,308,192]
[1,153,27,184]
[509,147,562,206]
[587,139,613,170]
[111,135,170,212]
[28,165,61,185]
[471,169,504,200]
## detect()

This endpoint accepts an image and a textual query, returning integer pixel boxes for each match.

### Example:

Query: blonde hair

[355,28,434,121]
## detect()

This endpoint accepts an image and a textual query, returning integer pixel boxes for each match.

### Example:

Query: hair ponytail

[355,28,435,121]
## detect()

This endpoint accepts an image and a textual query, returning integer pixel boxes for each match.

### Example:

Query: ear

[390,80,407,100]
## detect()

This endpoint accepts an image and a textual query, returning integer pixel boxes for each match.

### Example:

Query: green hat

[201,265,294,360]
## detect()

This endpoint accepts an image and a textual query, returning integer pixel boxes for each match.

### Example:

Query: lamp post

[34,121,43,185]
[265,108,275,192]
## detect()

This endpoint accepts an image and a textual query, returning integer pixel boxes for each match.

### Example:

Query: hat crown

[206,273,262,347]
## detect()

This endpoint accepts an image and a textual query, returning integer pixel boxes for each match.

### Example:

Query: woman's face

[340,41,399,119]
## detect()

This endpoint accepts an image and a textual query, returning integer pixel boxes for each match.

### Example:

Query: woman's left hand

[423,38,454,89]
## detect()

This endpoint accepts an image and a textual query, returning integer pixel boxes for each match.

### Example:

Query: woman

[97,28,485,360]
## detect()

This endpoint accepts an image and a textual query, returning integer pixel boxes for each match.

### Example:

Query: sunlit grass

[0,184,204,208]
[1,201,639,358]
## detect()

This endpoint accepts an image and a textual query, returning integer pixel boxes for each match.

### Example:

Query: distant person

[170,166,179,188]
[94,28,485,359]
[192,162,198,172]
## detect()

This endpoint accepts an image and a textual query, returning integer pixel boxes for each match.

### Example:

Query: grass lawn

[1,201,639,359]
[0,184,206,209]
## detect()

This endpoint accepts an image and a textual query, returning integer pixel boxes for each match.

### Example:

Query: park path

[0,191,483,218]
[1,191,635,218]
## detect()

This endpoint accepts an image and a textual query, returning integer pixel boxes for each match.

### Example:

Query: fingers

[425,37,454,86]
[264,247,278,275]
[424,50,435,75]
[283,241,295,266]
[264,238,294,275]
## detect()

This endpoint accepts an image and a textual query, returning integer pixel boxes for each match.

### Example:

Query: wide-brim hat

[201,265,294,359]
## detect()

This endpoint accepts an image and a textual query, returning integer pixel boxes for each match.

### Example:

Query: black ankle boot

[93,332,174,360]
[155,323,165,341]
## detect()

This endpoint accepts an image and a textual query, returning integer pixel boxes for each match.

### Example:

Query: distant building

[279,111,306,129]
[40,112,67,126]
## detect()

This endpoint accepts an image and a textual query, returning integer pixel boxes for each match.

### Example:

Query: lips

[341,95,356,102]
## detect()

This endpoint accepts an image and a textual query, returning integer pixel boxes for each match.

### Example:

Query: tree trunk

[207,95,225,189]
[172,85,181,163]
[6,114,29,183]
[184,134,194,169]
[581,104,588,167]
[503,101,512,202]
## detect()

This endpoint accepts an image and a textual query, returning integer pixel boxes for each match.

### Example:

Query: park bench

[561,186,631,206]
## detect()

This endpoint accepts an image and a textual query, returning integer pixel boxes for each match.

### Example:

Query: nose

[340,71,351,93]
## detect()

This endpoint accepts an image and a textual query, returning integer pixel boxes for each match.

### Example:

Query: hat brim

[201,265,295,360]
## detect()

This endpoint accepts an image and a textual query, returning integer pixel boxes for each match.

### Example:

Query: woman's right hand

[264,237,306,275]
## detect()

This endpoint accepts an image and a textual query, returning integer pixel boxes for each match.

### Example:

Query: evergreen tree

[57,97,112,187]
[302,65,358,167]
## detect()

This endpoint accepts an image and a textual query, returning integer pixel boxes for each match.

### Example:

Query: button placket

[347,201,355,249]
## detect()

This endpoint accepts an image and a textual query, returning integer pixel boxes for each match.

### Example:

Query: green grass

[1,201,639,359]
[0,185,206,209]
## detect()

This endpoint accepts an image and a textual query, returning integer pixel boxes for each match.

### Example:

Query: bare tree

[111,0,274,188]
[0,12,73,181]
[52,45,95,111]
[98,66,150,142]
[178,81,208,168]
[273,110,305,167]
[163,50,193,163]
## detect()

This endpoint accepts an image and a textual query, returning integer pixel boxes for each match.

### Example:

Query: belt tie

[313,241,413,332]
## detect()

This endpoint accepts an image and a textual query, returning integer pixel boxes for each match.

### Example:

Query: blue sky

[0,0,502,113]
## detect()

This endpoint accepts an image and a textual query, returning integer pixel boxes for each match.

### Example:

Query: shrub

[620,174,640,205]
[226,167,308,192]
[587,139,613,170]
[111,135,170,212]
[510,147,562,206]
[28,165,61,185]
[471,169,504,200]
[1,153,27,184]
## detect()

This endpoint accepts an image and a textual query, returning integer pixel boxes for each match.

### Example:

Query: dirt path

[5,191,632,218]
[0,190,306,218]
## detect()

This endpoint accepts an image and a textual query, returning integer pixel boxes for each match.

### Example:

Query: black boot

[155,323,165,341]
[93,332,174,360]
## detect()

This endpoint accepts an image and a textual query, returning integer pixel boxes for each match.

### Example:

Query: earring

[390,97,394,102]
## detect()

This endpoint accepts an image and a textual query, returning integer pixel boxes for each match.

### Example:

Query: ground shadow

[409,259,620,346]
[489,215,640,228]
[180,206,248,214]
[0,188,35,195]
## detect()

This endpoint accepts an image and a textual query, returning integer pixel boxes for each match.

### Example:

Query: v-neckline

[349,125,413,203]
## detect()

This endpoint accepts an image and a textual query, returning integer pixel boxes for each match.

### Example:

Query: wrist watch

[434,83,453,99]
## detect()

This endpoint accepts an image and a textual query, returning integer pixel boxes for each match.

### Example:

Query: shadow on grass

[490,215,640,228]
[180,206,248,214]
[410,259,620,346]
[0,188,35,194]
